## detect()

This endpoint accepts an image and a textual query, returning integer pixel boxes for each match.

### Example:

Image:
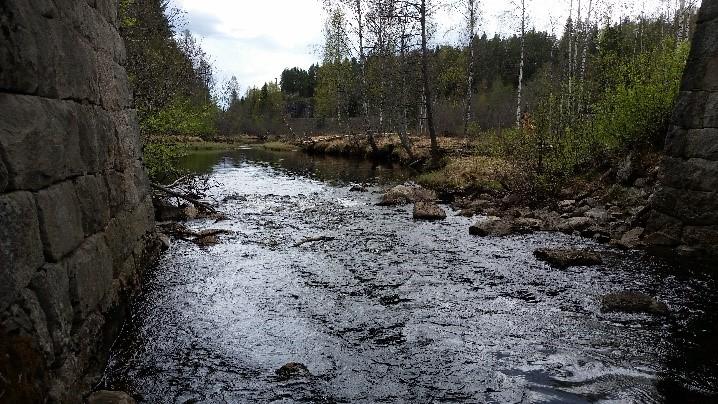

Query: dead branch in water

[151,182,217,213]
[293,236,336,247]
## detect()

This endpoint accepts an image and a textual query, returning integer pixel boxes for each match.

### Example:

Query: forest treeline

[120,0,699,182]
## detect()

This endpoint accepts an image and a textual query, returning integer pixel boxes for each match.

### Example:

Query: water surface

[103,147,718,403]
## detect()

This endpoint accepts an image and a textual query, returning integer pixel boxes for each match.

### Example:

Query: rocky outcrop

[0,1,155,402]
[646,1,718,261]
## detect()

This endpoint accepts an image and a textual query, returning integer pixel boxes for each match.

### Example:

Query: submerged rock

[413,201,446,221]
[601,291,668,315]
[194,235,220,247]
[87,391,136,404]
[534,248,603,268]
[350,184,368,192]
[276,362,311,380]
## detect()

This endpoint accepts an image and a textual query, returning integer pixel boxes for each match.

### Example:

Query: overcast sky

[173,0,695,92]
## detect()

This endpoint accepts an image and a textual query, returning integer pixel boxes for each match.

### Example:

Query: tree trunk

[463,0,477,137]
[515,0,525,128]
[420,0,439,159]
[355,0,378,153]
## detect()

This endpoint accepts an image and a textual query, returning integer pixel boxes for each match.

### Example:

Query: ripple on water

[103,149,718,403]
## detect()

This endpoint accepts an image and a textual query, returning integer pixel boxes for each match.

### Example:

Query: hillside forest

[120,0,699,194]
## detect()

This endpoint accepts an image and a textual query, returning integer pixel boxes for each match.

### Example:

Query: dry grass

[417,155,518,194]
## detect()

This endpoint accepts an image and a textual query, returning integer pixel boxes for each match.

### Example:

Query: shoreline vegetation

[161,134,659,255]
[120,0,703,262]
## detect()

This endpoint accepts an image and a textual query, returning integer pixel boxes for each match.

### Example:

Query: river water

[102,147,718,403]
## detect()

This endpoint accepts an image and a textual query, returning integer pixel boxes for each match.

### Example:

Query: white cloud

[173,0,699,91]
[175,0,325,92]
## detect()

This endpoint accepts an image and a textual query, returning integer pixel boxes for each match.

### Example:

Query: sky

[173,0,696,93]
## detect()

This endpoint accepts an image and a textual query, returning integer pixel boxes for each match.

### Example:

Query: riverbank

[166,134,664,253]
[192,134,661,254]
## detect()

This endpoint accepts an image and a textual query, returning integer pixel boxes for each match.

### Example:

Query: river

[101,146,718,403]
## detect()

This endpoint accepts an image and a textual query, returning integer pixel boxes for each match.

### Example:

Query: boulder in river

[534,248,603,268]
[556,216,594,233]
[378,185,435,206]
[469,217,513,237]
[600,291,668,315]
[87,391,136,404]
[612,227,645,250]
[350,184,368,192]
[276,362,312,380]
[413,201,446,221]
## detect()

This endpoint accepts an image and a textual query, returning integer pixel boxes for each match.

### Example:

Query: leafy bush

[143,142,188,184]
[589,40,689,150]
[141,97,219,138]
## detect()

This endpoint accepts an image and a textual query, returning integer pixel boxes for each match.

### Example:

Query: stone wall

[0,0,155,401]
[646,1,718,260]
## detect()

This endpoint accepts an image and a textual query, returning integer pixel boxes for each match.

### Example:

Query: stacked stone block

[0,0,155,401]
[647,1,718,260]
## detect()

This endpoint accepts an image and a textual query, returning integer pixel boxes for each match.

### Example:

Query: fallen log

[152,182,217,213]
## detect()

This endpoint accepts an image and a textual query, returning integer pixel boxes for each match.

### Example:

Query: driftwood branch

[293,236,336,247]
[151,182,217,213]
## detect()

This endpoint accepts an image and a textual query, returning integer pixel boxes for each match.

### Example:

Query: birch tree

[515,0,527,128]
[461,0,480,136]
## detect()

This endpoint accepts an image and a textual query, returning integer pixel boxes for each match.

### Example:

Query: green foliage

[590,40,689,149]
[524,39,689,179]
[143,142,187,184]
[141,98,218,138]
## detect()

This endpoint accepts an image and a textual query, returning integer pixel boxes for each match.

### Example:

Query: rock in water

[350,184,368,192]
[534,248,603,268]
[614,227,645,249]
[556,216,594,233]
[87,391,136,404]
[469,217,513,237]
[378,185,416,206]
[601,291,668,315]
[157,233,171,250]
[276,362,311,380]
[413,201,446,221]
[378,185,436,206]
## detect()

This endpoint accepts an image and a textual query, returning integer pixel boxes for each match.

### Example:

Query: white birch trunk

[515,0,526,128]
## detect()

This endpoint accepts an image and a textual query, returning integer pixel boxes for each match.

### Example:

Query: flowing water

[102,147,718,403]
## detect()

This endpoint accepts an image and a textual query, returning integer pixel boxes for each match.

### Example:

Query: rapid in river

[101,146,718,403]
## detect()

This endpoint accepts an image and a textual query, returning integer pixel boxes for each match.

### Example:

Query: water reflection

[179,147,415,185]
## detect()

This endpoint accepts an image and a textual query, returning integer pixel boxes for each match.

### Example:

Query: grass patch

[184,141,244,151]
[417,156,515,193]
[260,141,298,152]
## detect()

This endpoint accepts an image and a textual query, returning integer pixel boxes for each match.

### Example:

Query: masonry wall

[646,1,718,260]
[0,0,155,401]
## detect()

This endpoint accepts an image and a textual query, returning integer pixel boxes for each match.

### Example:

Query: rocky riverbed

[99,147,718,403]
